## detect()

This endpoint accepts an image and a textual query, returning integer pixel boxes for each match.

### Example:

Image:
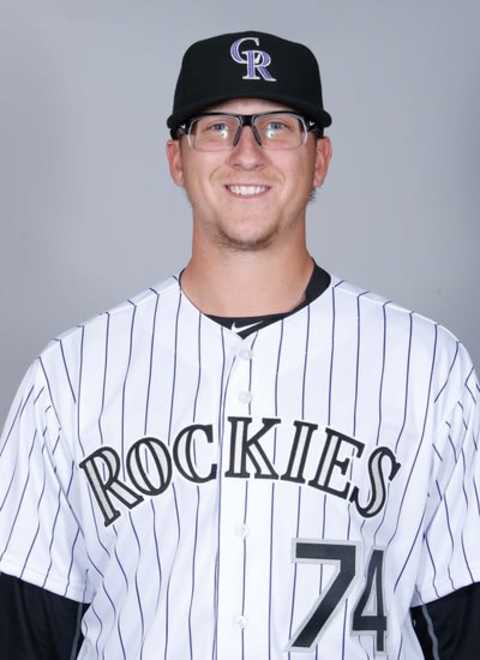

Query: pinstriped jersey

[1,273,479,659]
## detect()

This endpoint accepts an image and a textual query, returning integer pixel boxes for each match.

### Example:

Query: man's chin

[215,227,278,252]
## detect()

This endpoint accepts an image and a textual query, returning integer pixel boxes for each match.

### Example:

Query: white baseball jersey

[1,273,479,659]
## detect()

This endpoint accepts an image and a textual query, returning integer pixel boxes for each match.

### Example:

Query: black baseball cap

[167,30,332,137]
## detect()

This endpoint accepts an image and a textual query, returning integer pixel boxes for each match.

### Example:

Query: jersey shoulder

[331,275,462,345]
[41,274,179,358]
[330,276,477,409]
[27,275,180,426]
[332,276,435,325]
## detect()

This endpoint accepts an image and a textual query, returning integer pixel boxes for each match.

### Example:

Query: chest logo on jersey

[79,417,401,527]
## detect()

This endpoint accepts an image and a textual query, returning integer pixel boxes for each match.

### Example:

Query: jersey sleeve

[413,343,480,605]
[0,358,90,603]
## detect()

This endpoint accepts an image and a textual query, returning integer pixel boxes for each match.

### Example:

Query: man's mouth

[225,185,271,197]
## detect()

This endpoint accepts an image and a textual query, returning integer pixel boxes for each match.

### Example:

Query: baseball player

[1,30,479,660]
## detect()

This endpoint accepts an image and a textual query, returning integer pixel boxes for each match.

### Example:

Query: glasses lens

[255,113,305,150]
[190,115,239,151]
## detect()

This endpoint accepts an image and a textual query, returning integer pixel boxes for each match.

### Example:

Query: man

[0,30,479,659]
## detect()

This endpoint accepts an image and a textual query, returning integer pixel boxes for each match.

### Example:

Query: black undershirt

[411,584,480,658]
[1,263,479,658]
[0,572,87,659]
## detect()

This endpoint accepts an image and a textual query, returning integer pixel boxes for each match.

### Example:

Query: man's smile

[225,184,271,197]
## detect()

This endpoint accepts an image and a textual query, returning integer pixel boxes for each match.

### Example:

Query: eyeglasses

[176,111,320,151]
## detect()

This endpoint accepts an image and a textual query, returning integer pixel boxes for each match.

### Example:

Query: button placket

[216,338,253,658]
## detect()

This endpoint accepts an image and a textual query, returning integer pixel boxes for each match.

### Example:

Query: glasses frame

[175,111,321,151]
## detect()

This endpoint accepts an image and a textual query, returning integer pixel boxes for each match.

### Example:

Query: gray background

[1,0,479,422]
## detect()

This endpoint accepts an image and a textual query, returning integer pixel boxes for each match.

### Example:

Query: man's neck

[180,249,314,317]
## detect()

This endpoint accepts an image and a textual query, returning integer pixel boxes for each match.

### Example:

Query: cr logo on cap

[230,37,277,82]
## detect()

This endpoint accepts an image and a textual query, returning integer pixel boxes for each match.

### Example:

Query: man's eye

[267,122,287,131]
[264,121,294,137]
[206,122,229,133]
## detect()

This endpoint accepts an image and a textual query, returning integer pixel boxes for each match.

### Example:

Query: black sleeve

[0,572,89,660]
[410,582,480,659]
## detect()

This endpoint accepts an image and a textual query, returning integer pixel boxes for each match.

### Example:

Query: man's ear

[166,139,185,187]
[313,136,332,188]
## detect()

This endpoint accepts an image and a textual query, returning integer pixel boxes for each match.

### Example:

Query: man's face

[167,98,332,252]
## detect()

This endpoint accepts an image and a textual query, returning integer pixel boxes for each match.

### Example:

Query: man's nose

[227,125,266,169]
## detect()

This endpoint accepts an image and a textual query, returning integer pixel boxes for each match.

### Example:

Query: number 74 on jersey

[288,540,387,654]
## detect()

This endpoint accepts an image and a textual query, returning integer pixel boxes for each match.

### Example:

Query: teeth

[227,185,268,196]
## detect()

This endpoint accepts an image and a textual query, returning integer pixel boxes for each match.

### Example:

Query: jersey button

[234,615,247,629]
[238,391,253,404]
[236,523,249,539]
[239,348,253,360]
